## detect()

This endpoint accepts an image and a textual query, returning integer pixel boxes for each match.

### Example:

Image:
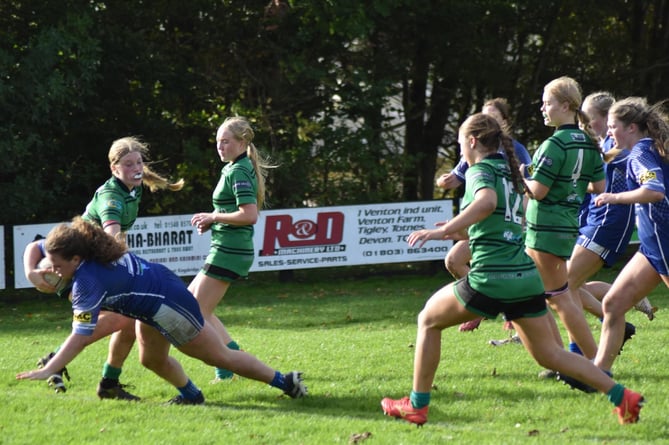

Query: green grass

[1,261,668,444]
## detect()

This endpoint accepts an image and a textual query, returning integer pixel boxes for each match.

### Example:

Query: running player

[189,116,276,381]
[436,98,531,332]
[380,113,643,426]
[591,97,669,378]
[522,76,604,360]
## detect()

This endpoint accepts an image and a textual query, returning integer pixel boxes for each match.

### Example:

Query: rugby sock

[177,379,202,400]
[568,342,583,355]
[607,383,625,406]
[215,341,240,379]
[410,391,430,409]
[269,371,285,390]
[102,363,122,380]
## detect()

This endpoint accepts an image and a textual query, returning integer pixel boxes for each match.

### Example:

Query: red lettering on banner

[261,212,344,255]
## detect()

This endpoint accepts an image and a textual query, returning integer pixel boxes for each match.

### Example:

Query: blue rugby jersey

[628,138,669,249]
[37,240,203,338]
[580,136,635,249]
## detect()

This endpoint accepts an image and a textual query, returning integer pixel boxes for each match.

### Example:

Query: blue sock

[568,342,583,355]
[177,379,202,400]
[410,390,430,409]
[269,371,285,390]
[215,340,240,379]
[607,383,625,406]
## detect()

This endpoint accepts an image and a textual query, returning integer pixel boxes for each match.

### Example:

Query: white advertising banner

[13,200,453,288]
[251,200,453,271]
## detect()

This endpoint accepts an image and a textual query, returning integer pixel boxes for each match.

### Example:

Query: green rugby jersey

[463,155,544,300]
[525,124,604,252]
[82,177,141,231]
[210,153,258,253]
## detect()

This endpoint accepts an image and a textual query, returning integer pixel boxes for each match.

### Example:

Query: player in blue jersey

[19,217,307,403]
[570,93,656,327]
[436,98,531,332]
[588,97,669,375]
[33,136,184,399]
[189,116,276,382]
[564,92,636,358]
[380,113,643,426]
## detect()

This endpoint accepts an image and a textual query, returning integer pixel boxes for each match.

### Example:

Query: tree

[3,0,669,228]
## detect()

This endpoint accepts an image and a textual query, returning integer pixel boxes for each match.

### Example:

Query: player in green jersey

[523,77,605,363]
[380,113,643,426]
[36,136,184,398]
[189,117,276,381]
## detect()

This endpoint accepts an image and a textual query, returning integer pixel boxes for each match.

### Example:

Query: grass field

[1,261,668,444]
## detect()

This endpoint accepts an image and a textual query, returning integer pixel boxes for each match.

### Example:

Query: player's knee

[138,353,163,372]
[601,293,631,317]
[444,257,465,279]
[417,307,442,330]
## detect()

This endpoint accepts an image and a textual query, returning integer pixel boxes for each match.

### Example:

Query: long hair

[460,113,525,195]
[610,97,669,162]
[219,117,277,209]
[108,136,185,192]
[45,216,127,264]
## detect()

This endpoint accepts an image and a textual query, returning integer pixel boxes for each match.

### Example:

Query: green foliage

[2,0,669,224]
[1,264,668,444]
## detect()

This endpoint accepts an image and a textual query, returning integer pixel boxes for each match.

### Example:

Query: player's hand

[190,212,214,234]
[594,193,615,206]
[407,228,445,248]
[436,173,462,189]
[27,269,56,293]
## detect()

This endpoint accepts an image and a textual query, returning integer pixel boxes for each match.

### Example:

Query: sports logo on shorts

[638,170,657,184]
[73,311,92,323]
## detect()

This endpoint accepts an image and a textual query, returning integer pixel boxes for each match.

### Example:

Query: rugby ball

[36,257,67,294]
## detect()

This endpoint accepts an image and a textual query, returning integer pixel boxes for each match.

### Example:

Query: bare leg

[527,248,596,357]
[568,245,605,319]
[106,326,136,368]
[136,322,189,388]
[412,283,482,393]
[514,315,616,393]
[177,322,276,383]
[444,241,471,279]
[577,286,603,318]
[594,253,662,371]
[188,272,233,344]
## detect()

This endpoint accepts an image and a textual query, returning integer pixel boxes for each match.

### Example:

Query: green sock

[410,390,430,409]
[607,383,625,406]
[102,363,122,380]
[215,341,240,379]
